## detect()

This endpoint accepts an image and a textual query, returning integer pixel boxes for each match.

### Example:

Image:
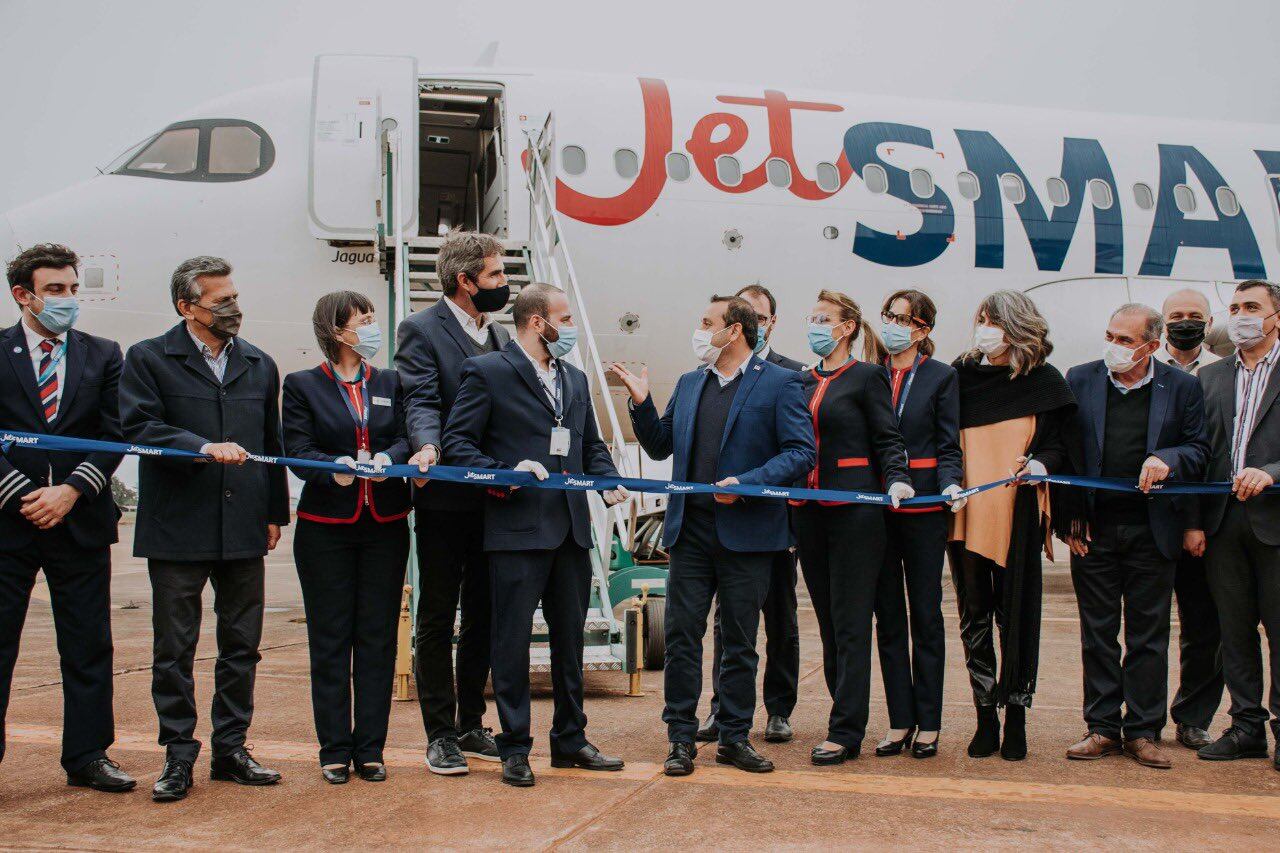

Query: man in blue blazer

[611,295,815,776]
[1060,304,1208,770]
[0,244,134,792]
[443,282,629,788]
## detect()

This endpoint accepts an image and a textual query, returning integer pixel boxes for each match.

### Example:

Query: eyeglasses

[806,314,835,325]
[881,311,926,328]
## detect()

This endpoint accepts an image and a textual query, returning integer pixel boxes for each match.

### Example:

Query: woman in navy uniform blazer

[872,290,964,759]
[282,291,410,785]
[789,289,912,766]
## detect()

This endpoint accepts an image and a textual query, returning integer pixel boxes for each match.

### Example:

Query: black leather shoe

[763,714,793,743]
[357,762,386,782]
[501,754,535,787]
[67,757,136,792]
[695,714,719,743]
[811,743,851,765]
[1197,727,1268,761]
[321,765,349,785]
[458,727,500,762]
[210,748,281,785]
[152,759,193,802]
[426,737,468,776]
[664,742,697,776]
[875,728,916,757]
[549,743,624,771]
[1175,723,1213,751]
[716,740,774,773]
[911,736,939,759]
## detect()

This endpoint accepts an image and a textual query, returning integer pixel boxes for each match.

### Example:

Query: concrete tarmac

[2,522,1278,850]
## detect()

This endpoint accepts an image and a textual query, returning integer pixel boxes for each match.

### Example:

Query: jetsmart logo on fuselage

[129,445,163,456]
[465,471,497,481]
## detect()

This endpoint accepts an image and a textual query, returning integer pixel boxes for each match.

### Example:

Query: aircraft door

[308,54,419,240]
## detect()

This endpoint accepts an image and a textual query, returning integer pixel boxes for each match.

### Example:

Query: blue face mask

[808,322,841,357]
[31,294,80,335]
[753,332,768,355]
[344,322,383,361]
[879,322,915,355]
[544,322,578,359]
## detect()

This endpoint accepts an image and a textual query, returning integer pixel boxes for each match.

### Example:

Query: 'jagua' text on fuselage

[551,78,1275,280]
[332,249,377,265]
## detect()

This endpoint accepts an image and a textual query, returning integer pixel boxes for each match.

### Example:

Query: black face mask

[193,299,243,340]
[1166,319,1207,351]
[470,283,510,313]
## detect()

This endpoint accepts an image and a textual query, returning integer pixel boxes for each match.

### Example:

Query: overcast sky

[1,0,1277,213]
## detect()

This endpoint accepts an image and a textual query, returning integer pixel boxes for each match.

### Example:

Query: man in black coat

[395,231,510,774]
[0,244,134,792]
[696,284,805,744]
[119,256,290,801]
[443,282,629,788]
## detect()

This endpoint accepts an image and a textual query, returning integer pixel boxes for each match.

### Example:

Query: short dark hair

[735,283,776,317]
[710,294,758,351]
[171,256,232,313]
[312,290,376,362]
[882,288,938,356]
[7,243,79,292]
[438,230,504,297]
[1235,279,1280,312]
[513,282,563,329]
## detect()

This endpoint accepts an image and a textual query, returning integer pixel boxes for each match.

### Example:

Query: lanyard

[540,360,565,425]
[324,362,369,438]
[887,353,925,420]
[36,340,67,385]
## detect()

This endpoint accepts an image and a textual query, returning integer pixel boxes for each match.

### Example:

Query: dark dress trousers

[0,322,123,771]
[120,322,290,763]
[874,355,962,733]
[788,359,909,749]
[442,340,618,759]
[1063,359,1207,741]
[629,355,815,745]
[707,347,805,723]
[396,300,510,741]
[283,363,410,766]
[1194,352,1280,741]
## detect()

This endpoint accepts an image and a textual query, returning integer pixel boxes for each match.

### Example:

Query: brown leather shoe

[1066,732,1122,760]
[1124,737,1172,769]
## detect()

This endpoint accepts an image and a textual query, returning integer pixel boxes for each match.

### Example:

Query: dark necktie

[38,338,61,422]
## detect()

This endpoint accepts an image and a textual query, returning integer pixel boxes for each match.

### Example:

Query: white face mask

[1103,340,1147,373]
[1227,314,1269,349]
[692,327,727,365]
[973,324,1007,357]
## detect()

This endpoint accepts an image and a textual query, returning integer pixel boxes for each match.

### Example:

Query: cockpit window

[113,119,274,182]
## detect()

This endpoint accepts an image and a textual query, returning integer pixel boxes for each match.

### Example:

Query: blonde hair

[964,289,1053,377]
[817,289,887,363]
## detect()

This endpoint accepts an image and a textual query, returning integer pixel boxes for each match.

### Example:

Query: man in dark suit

[611,295,815,776]
[0,244,134,792]
[395,231,510,774]
[695,284,805,744]
[443,282,629,788]
[1061,304,1208,770]
[1187,280,1280,772]
[120,256,290,801]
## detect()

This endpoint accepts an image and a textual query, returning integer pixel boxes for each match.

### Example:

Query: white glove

[515,459,550,481]
[333,456,357,487]
[887,481,915,509]
[1019,459,1047,479]
[602,485,631,507]
[943,483,967,513]
[368,452,392,483]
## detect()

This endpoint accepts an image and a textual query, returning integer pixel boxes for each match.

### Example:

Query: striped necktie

[38,338,61,422]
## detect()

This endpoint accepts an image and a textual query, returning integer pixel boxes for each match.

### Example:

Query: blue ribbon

[3,429,1276,507]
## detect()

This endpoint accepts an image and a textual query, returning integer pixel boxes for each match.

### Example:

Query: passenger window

[1216,186,1241,216]
[815,161,840,193]
[909,168,934,199]
[666,152,691,182]
[766,158,792,188]
[125,128,198,175]
[1089,179,1114,210]
[1000,173,1026,204]
[1174,184,1197,213]
[614,148,639,179]
[1046,177,1069,207]
[209,125,263,174]
[1132,182,1154,210]
[561,145,587,176]
[862,164,888,194]
[956,171,981,201]
[716,155,743,187]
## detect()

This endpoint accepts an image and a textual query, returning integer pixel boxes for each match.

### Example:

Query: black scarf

[951,356,1075,429]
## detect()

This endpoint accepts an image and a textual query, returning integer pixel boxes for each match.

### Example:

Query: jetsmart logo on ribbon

[465,471,497,481]
[564,477,593,487]
[666,483,695,492]
[2,433,38,445]
[761,488,789,498]
[128,445,163,456]
[855,494,882,502]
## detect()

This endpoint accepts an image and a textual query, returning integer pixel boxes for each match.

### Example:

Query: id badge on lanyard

[546,362,570,457]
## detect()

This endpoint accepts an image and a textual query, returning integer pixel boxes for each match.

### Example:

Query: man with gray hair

[1056,302,1208,769]
[120,256,290,801]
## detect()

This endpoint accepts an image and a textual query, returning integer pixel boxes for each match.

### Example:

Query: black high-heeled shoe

[322,764,350,784]
[358,762,387,782]
[874,728,916,757]
[911,735,939,759]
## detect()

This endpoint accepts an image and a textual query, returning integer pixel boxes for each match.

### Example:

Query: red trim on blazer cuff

[908,458,938,469]
[836,457,870,468]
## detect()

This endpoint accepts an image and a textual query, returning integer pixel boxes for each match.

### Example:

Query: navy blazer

[120,323,290,561]
[888,356,963,511]
[764,348,805,372]
[282,364,411,524]
[629,355,816,552]
[0,322,124,551]
[441,340,617,552]
[1064,358,1209,560]
[395,299,511,512]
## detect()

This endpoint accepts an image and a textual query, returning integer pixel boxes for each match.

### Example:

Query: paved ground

[2,522,1278,850]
